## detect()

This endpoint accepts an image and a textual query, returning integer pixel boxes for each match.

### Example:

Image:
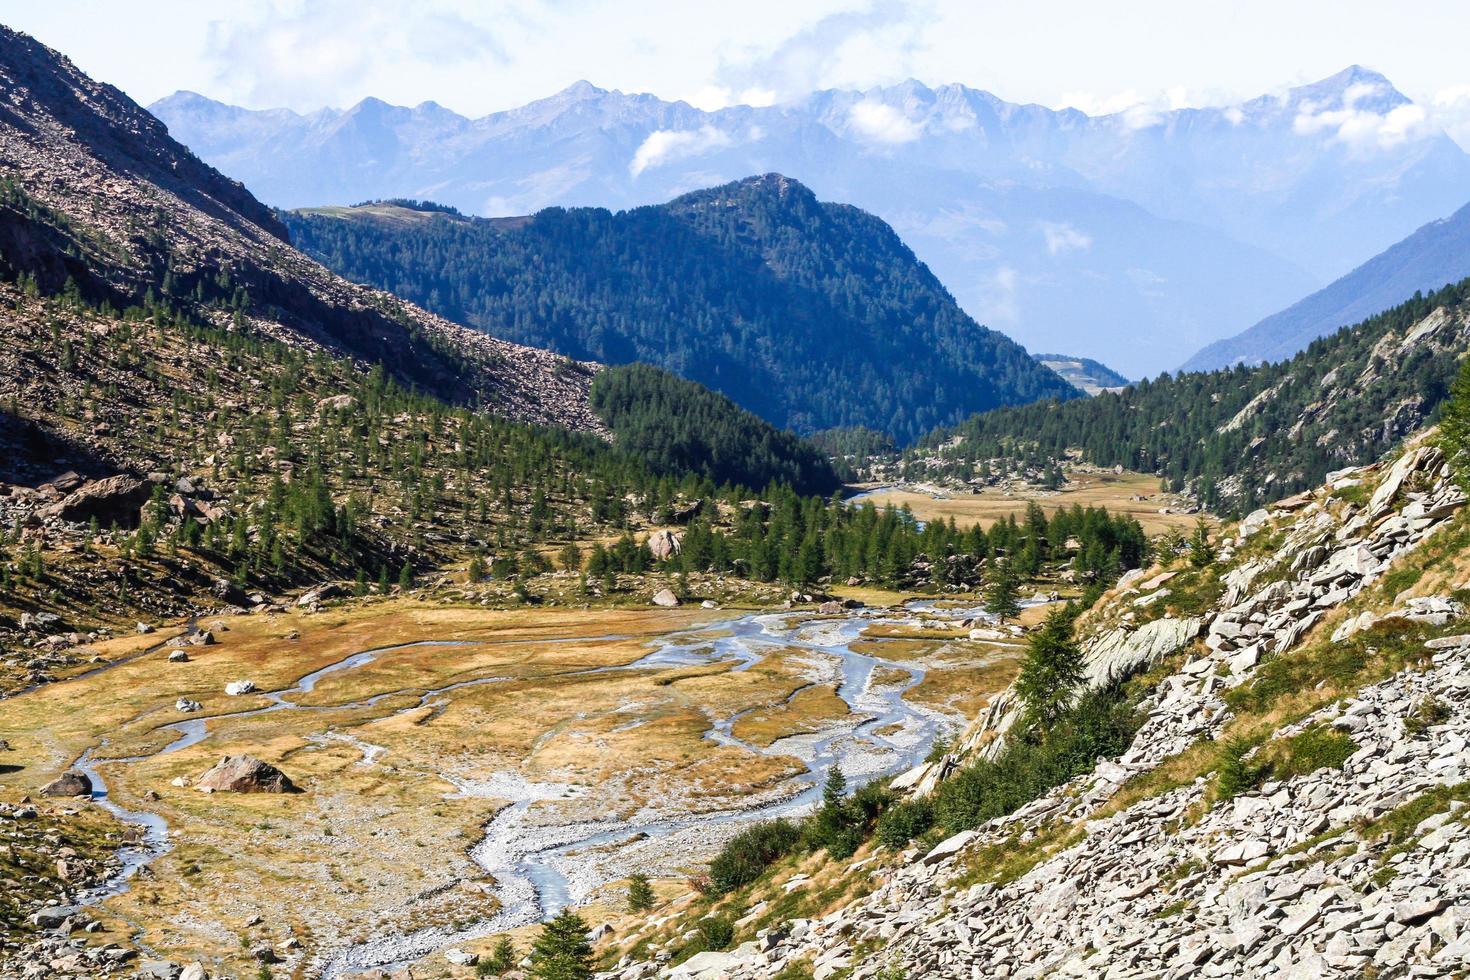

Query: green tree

[1014,605,1085,735]
[627,872,654,913]
[558,542,583,572]
[984,562,1021,622]
[1441,354,1470,488]
[529,909,592,980]
[480,936,515,976]
[1188,517,1216,568]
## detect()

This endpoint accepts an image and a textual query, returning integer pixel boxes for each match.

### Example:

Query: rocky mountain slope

[0,25,599,431]
[152,68,1470,376]
[615,434,1470,979]
[1032,353,1130,395]
[283,185,1078,441]
[1185,197,1470,373]
[905,279,1470,514]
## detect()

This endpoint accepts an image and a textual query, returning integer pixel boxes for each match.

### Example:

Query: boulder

[922,830,977,865]
[168,649,190,662]
[647,529,683,561]
[195,755,298,794]
[38,474,155,527]
[225,679,256,696]
[444,949,478,966]
[176,699,202,713]
[651,589,680,608]
[40,771,93,798]
[179,964,208,980]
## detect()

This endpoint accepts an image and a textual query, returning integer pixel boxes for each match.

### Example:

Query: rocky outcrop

[647,530,683,561]
[36,474,154,528]
[195,755,297,794]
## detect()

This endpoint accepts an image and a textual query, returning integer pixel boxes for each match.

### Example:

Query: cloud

[1293,100,1430,149]
[1040,221,1091,256]
[711,2,930,105]
[976,265,1020,325]
[848,99,923,143]
[203,0,510,110]
[630,126,734,176]
[1430,85,1470,152]
[1059,85,1201,130]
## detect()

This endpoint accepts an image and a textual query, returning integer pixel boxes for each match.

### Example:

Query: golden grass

[851,471,1204,536]
[732,685,852,747]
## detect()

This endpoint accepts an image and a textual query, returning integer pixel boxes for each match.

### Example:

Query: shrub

[932,680,1140,834]
[696,916,734,951]
[1214,736,1266,799]
[708,820,802,895]
[875,798,934,850]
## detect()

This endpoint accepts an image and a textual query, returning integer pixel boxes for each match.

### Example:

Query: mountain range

[282,185,1078,442]
[151,69,1470,376]
[1183,198,1470,372]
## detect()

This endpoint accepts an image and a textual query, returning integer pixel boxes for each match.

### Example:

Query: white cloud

[1293,100,1430,148]
[1040,221,1091,256]
[980,265,1020,324]
[848,99,923,143]
[1430,85,1470,152]
[630,126,734,176]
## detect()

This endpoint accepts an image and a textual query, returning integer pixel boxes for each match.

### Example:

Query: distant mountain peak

[1286,64,1409,110]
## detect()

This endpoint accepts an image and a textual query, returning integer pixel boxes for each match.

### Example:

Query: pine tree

[626,872,654,913]
[1441,355,1470,489]
[1188,517,1216,568]
[822,765,847,808]
[984,561,1021,622]
[529,908,592,980]
[1015,605,1085,735]
[484,936,515,975]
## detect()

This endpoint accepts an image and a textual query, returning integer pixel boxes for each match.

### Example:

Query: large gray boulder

[195,755,297,794]
[40,770,93,798]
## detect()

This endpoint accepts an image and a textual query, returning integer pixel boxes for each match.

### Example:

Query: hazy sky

[12,0,1470,140]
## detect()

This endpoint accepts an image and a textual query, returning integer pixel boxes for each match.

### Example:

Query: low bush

[875,798,934,850]
[708,820,802,895]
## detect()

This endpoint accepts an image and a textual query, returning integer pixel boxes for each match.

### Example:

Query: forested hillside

[283,178,1078,442]
[907,281,1470,514]
[590,364,840,497]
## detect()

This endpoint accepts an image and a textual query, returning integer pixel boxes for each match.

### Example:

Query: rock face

[194,755,297,794]
[40,771,92,798]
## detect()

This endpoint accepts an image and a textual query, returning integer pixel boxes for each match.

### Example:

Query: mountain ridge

[152,68,1470,376]
[1182,197,1470,372]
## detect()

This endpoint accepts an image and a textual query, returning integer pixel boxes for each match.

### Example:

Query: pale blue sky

[10,0,1470,143]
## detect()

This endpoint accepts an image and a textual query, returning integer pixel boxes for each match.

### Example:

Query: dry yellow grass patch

[731,685,852,747]
[852,470,1201,536]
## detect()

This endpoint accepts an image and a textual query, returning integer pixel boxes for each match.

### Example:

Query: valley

[4,14,1470,980]
[1,594,1026,977]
